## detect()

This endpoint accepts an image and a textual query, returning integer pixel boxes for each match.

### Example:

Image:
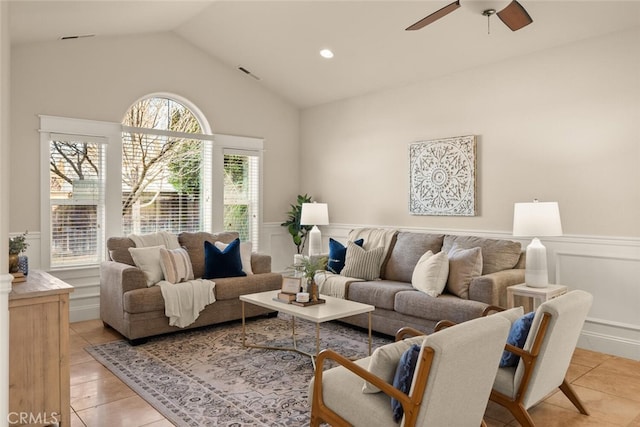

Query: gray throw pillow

[446,246,483,299]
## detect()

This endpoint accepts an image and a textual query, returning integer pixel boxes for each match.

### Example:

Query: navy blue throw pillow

[203,238,247,279]
[500,311,535,367]
[327,238,364,274]
[391,344,421,422]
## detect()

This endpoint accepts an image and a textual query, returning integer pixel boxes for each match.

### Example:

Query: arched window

[40,96,262,269]
[120,95,262,245]
[121,95,213,235]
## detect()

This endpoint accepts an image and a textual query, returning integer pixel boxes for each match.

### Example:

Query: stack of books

[275,292,297,303]
[11,272,26,283]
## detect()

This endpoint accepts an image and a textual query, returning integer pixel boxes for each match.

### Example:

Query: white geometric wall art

[409,135,477,216]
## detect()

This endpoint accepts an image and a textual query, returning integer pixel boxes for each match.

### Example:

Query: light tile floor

[70,319,640,427]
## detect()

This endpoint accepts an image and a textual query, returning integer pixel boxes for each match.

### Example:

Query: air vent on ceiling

[238,66,261,80]
[60,34,96,41]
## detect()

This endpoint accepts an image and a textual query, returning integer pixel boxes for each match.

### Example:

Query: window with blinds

[121,131,210,235]
[224,152,259,243]
[121,97,212,236]
[49,136,106,267]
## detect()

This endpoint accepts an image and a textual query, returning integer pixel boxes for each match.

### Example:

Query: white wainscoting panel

[49,267,101,323]
[556,251,640,360]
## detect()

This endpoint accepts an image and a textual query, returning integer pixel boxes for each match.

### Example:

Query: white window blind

[49,135,106,267]
[223,151,260,244]
[121,130,212,235]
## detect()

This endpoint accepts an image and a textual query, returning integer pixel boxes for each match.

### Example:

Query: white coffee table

[240,290,375,367]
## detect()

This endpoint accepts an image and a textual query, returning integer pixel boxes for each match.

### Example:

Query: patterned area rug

[86,314,391,426]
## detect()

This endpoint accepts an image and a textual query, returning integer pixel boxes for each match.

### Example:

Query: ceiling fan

[406,0,533,32]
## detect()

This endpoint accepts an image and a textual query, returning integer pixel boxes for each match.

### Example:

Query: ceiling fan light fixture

[462,0,511,15]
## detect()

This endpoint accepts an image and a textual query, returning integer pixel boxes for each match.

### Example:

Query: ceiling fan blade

[497,1,533,31]
[406,1,461,31]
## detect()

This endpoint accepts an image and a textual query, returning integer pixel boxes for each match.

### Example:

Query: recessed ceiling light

[319,49,334,59]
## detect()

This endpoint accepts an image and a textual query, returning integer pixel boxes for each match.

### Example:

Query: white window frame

[212,135,264,245]
[40,115,264,268]
[39,115,122,270]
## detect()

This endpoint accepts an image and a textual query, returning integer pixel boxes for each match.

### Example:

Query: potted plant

[299,255,327,302]
[281,194,313,255]
[9,231,29,274]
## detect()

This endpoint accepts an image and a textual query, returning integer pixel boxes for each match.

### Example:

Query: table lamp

[300,202,329,256]
[513,200,562,288]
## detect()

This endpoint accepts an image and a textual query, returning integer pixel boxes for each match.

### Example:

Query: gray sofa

[100,231,282,341]
[336,229,526,336]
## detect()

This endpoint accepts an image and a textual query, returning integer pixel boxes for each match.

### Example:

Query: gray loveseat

[335,229,526,336]
[100,231,282,341]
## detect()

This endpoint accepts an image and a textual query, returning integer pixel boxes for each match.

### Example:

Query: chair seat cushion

[309,358,400,426]
[493,365,518,398]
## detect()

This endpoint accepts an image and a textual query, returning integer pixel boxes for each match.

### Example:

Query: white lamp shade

[513,202,563,237]
[300,203,329,226]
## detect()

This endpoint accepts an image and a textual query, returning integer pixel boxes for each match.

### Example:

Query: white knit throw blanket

[316,273,362,299]
[158,279,216,328]
[347,228,397,264]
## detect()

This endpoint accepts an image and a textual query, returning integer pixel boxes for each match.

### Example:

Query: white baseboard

[70,304,100,323]
[578,330,640,360]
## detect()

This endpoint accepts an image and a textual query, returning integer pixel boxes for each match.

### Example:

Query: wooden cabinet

[9,270,73,426]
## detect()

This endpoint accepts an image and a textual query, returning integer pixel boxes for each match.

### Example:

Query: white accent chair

[486,290,593,426]
[309,314,511,427]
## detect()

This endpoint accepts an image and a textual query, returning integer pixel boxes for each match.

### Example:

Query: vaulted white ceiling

[9,1,640,108]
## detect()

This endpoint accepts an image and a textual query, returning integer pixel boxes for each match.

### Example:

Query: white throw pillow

[129,245,165,287]
[215,240,253,275]
[411,250,449,297]
[362,335,425,393]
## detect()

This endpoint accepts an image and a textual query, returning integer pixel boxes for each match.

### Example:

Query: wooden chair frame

[482,306,589,427]
[310,329,434,427]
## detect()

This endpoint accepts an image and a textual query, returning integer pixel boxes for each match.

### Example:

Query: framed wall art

[409,135,477,216]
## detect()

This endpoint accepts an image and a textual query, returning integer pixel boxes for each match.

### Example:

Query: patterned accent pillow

[340,241,385,281]
[159,247,194,284]
[391,344,421,422]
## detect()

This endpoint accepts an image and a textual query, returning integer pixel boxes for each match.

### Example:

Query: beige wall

[300,28,640,238]
[9,32,300,236]
[1,1,9,267]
